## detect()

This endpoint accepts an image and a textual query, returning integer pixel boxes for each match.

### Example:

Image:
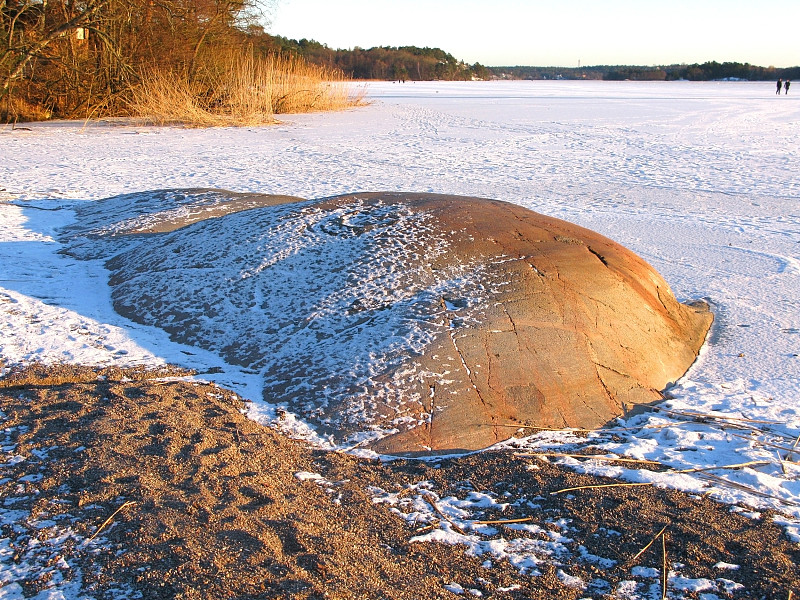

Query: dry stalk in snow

[421,493,467,536]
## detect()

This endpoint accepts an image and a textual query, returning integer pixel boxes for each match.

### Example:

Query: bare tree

[1,0,272,120]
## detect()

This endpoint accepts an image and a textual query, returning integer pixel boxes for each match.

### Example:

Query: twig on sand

[787,433,800,462]
[697,473,800,507]
[629,524,669,563]
[498,422,675,433]
[662,532,668,600]
[495,423,594,432]
[524,453,769,474]
[726,432,800,454]
[652,406,782,426]
[395,486,416,499]
[551,482,653,495]
[514,452,661,465]
[421,493,466,535]
[413,523,437,535]
[779,450,790,476]
[88,500,137,542]
[675,460,771,474]
[626,524,669,599]
[544,456,786,511]
[472,516,535,525]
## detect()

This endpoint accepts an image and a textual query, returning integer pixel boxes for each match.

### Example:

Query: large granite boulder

[82,191,712,454]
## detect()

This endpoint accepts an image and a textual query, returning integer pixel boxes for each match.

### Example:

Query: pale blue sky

[269,0,799,67]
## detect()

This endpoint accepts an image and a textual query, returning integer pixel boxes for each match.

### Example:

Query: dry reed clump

[1,95,54,124]
[128,53,364,127]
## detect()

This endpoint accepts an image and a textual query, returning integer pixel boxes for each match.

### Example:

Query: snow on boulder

[71,190,712,454]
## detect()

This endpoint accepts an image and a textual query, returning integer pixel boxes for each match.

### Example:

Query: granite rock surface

[72,191,712,453]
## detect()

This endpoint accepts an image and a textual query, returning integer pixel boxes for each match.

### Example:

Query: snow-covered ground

[2,80,799,595]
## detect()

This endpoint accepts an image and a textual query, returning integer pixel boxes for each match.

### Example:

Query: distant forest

[490,62,800,82]
[268,36,800,83]
[263,36,489,81]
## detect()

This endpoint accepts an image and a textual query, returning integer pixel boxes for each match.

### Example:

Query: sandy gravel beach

[2,365,798,598]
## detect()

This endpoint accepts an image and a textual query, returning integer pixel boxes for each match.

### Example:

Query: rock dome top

[67,190,713,453]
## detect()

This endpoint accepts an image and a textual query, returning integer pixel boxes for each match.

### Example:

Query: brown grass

[128,53,364,127]
[1,96,54,124]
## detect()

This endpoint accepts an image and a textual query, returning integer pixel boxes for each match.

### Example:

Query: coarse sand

[1,365,798,599]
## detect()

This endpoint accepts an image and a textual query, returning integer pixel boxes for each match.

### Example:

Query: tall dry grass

[129,53,364,127]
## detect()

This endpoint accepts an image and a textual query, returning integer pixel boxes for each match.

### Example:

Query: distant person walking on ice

[777,78,783,94]
[785,80,791,94]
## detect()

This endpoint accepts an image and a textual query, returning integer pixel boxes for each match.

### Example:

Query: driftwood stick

[472,516,534,525]
[514,452,661,465]
[786,433,800,462]
[698,473,800,507]
[88,500,137,542]
[675,460,771,474]
[779,450,789,476]
[551,481,653,495]
[726,432,799,454]
[395,487,416,498]
[421,493,467,535]
[629,524,668,563]
[661,532,668,600]
[496,422,673,433]
[652,406,782,425]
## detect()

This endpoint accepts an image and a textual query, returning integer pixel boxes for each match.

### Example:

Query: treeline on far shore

[272,36,799,82]
[265,36,489,81]
[490,62,800,82]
